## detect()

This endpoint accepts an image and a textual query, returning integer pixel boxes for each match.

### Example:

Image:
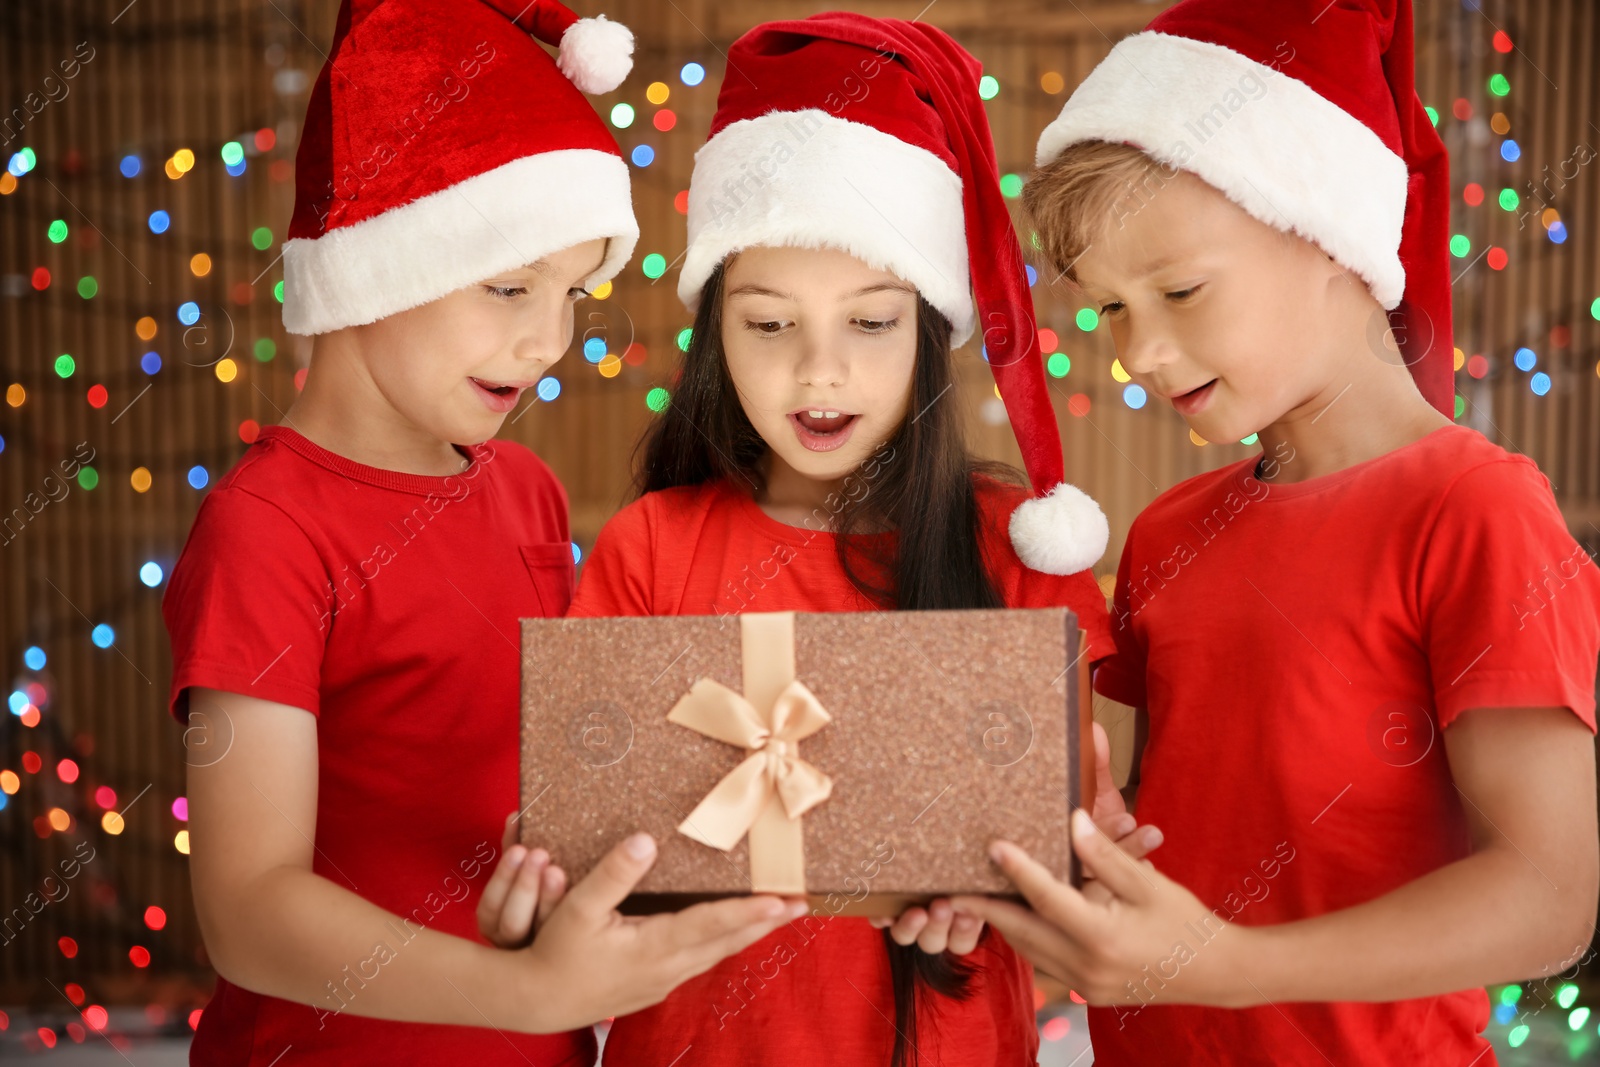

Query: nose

[1117,315,1181,383]
[516,296,580,369]
[794,332,846,388]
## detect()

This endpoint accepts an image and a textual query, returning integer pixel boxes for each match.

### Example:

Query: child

[950,1,1600,1064]
[551,14,1155,1066]
[164,2,802,1063]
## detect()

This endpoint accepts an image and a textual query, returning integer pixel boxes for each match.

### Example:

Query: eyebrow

[725,281,917,300]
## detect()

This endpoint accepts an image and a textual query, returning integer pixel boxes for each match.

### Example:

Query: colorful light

[1514,347,1537,371]
[653,109,676,132]
[631,144,655,167]
[1530,372,1551,395]
[87,384,108,408]
[251,226,273,250]
[680,62,705,86]
[8,148,37,175]
[1075,308,1099,331]
[131,467,152,492]
[144,905,167,930]
[48,219,68,243]
[149,209,171,234]
[55,353,75,378]
[999,173,1023,198]
[1487,73,1510,97]
[1449,234,1471,258]
[1497,187,1518,211]
[140,562,164,587]
[1500,139,1520,162]
[1111,359,1131,383]
[610,102,635,129]
[91,624,114,648]
[641,252,667,278]
[1046,353,1070,378]
[978,75,999,100]
[676,327,693,352]
[254,338,276,362]
[646,386,671,412]
[215,357,238,383]
[220,140,244,166]
[24,646,45,670]
[178,301,200,325]
[188,465,210,489]
[1123,384,1147,409]
[1462,183,1483,206]
[646,81,670,105]
[141,352,162,375]
[536,377,561,402]
[583,337,606,363]
[120,154,141,177]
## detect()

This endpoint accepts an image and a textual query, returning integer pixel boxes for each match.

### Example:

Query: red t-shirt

[163,426,596,1067]
[1091,425,1600,1066]
[569,475,1114,1066]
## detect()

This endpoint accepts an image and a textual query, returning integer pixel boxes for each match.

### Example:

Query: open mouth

[788,409,859,453]
[1170,379,1217,417]
[470,376,530,414]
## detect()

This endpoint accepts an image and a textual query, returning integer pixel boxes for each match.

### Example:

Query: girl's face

[345,238,608,446]
[721,246,920,486]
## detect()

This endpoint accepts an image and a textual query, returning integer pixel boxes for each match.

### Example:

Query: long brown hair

[635,260,1021,1067]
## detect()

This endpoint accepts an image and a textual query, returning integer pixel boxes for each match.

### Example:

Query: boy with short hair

[953,1,1600,1063]
[165,3,801,1063]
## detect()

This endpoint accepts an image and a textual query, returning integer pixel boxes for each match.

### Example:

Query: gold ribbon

[667,612,832,893]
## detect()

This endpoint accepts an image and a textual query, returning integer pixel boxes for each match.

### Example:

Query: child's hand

[1087,721,1163,902]
[515,831,809,1029]
[478,812,568,948]
[868,898,986,955]
[948,811,1250,1007]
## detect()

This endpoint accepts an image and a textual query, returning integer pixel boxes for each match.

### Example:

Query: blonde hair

[1023,140,1178,284]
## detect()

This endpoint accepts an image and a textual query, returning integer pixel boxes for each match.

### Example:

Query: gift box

[519,608,1090,916]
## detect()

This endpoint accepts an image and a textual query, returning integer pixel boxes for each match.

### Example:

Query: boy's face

[1073,171,1371,445]
[721,245,919,486]
[351,238,608,445]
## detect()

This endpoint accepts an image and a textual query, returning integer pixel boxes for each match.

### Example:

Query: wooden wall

[0,0,1595,999]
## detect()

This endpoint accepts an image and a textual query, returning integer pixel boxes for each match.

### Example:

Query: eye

[1165,284,1203,302]
[567,286,591,302]
[853,317,900,334]
[1098,300,1125,316]
[484,285,526,301]
[743,319,789,336]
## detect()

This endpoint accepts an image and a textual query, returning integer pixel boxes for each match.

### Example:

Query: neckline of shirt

[1243,424,1464,501]
[259,425,489,496]
[716,478,895,548]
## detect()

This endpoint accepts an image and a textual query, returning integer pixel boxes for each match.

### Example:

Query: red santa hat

[1036,0,1453,415]
[679,13,1110,576]
[282,0,640,336]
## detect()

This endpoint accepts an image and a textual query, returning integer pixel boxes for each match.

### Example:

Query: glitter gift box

[519,608,1089,916]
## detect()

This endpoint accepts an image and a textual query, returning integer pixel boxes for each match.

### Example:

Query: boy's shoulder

[1132,425,1542,536]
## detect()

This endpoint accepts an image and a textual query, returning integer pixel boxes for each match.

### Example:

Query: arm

[952,705,1598,1006]
[1242,705,1596,1001]
[186,688,804,1031]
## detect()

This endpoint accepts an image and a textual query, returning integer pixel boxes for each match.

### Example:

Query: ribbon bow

[665,612,833,892]
[668,677,833,849]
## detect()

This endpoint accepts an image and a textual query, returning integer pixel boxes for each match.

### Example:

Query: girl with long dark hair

[564,14,1134,1066]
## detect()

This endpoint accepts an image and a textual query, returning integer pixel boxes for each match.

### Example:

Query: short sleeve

[1421,459,1600,732]
[1092,521,1149,708]
[162,488,333,721]
[1009,567,1115,666]
[568,498,656,618]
